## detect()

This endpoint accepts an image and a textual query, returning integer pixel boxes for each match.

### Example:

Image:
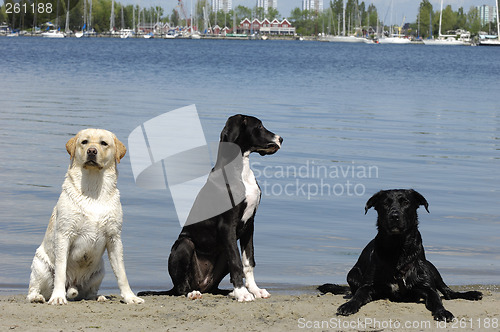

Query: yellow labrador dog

[27,129,144,305]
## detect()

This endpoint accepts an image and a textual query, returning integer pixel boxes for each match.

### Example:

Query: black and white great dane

[139,114,282,301]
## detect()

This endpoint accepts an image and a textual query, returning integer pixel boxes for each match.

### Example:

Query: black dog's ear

[365,191,385,214]
[410,189,430,213]
[220,114,246,142]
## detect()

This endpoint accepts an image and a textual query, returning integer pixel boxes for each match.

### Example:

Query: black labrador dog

[139,114,282,301]
[318,189,482,321]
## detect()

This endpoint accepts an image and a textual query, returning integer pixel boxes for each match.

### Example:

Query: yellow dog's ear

[66,135,78,160]
[114,136,127,163]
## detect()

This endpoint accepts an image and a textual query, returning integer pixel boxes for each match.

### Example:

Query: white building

[269,0,277,11]
[477,5,498,26]
[302,0,323,12]
[212,0,232,12]
[257,0,268,12]
[257,0,277,14]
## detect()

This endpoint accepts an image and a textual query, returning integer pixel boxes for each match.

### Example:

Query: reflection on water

[0,38,499,294]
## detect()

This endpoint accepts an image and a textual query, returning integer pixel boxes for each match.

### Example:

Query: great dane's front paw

[433,308,454,322]
[337,300,360,316]
[249,287,270,299]
[123,295,144,304]
[230,287,255,302]
[27,293,46,304]
[48,294,68,305]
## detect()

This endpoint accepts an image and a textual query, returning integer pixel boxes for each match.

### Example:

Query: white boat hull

[478,36,500,46]
[328,35,365,43]
[42,30,65,38]
[423,38,465,46]
[378,37,411,44]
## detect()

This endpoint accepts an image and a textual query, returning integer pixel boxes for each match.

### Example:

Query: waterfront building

[477,5,498,26]
[238,17,295,35]
[256,0,277,14]
[302,0,323,12]
[212,0,232,12]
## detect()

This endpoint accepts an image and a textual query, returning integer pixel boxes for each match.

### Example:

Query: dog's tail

[137,289,176,296]
[317,283,350,295]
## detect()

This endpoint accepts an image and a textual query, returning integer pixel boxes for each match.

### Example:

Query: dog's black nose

[279,137,283,144]
[87,147,98,156]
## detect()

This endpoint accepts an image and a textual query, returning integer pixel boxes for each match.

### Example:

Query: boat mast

[89,0,93,32]
[497,0,500,41]
[83,0,87,31]
[438,0,443,37]
[110,0,115,32]
[342,0,345,36]
[65,0,70,32]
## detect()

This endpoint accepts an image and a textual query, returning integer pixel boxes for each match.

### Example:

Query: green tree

[417,0,433,38]
[235,5,251,21]
[366,4,378,29]
[466,6,481,35]
[330,0,342,20]
[255,6,265,20]
[0,4,6,24]
[330,0,343,35]
[440,4,456,34]
[170,8,179,27]
[266,7,280,20]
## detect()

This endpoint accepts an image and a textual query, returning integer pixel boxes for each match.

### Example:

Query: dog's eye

[100,141,108,146]
[399,198,410,205]
[81,140,88,145]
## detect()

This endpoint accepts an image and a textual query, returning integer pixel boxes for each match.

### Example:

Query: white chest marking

[241,153,260,223]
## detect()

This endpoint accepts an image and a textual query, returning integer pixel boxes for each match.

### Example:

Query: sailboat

[327,0,365,43]
[377,0,411,44]
[41,29,66,38]
[423,0,466,45]
[478,0,500,46]
[75,0,94,38]
[41,22,66,38]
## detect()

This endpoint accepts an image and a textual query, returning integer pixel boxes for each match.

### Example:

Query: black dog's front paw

[433,309,454,322]
[337,300,360,316]
[463,291,482,301]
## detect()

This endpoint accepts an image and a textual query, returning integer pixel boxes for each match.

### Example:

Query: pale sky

[138,0,497,23]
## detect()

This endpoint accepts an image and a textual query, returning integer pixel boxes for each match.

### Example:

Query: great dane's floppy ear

[66,134,78,160]
[410,189,430,213]
[220,114,247,143]
[365,190,385,214]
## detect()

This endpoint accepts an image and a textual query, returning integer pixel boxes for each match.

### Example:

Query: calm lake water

[0,37,499,295]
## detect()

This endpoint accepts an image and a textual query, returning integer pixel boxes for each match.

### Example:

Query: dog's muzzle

[257,136,283,156]
[387,211,403,234]
[84,147,100,168]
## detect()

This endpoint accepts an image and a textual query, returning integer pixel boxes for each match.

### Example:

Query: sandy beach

[1,285,498,332]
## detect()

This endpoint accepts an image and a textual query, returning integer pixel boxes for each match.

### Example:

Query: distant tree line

[1,0,163,32]
[1,0,496,36]
[1,0,282,33]
[288,0,496,37]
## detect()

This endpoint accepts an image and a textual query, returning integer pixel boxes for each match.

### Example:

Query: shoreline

[1,285,498,331]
